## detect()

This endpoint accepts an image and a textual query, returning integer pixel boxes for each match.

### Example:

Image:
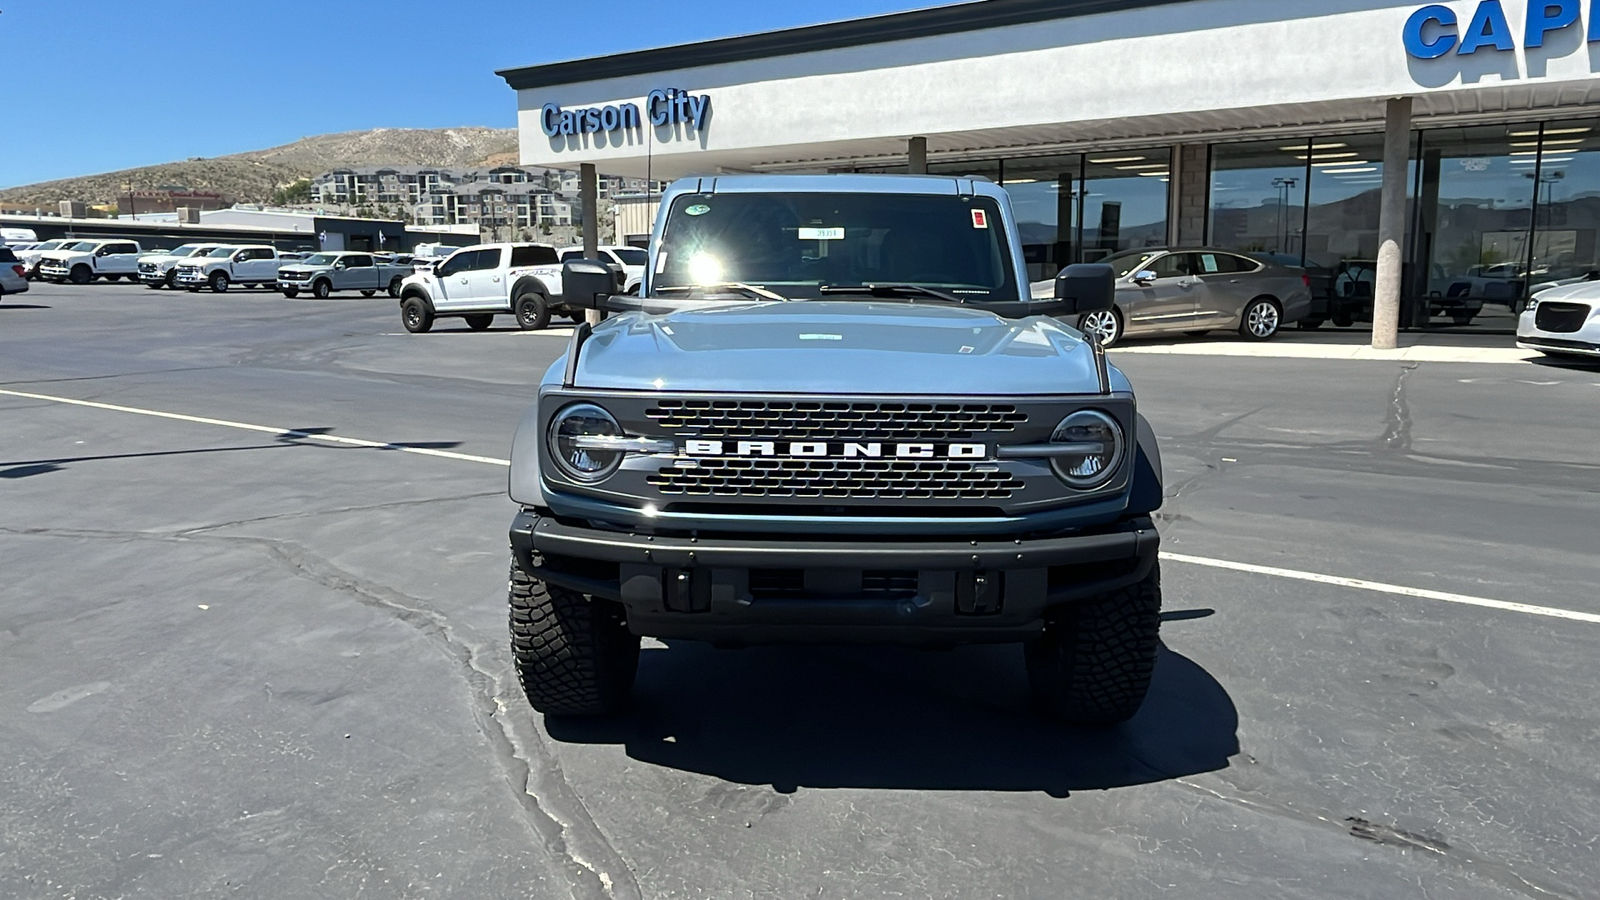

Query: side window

[558,248,581,263]
[471,248,504,271]
[1150,253,1193,279]
[437,251,470,277]
[345,254,373,268]
[1222,254,1262,274]
[510,245,558,266]
[1196,253,1222,275]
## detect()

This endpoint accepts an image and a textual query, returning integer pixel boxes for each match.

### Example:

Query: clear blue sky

[0,0,941,189]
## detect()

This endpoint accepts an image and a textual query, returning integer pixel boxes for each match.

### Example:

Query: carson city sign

[540,88,711,137]
[1405,0,1600,58]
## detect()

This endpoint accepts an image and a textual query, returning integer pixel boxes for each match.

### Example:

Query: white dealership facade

[502,0,1600,341]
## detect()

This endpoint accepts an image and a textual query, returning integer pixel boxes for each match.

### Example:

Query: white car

[558,245,646,295]
[1518,282,1600,359]
[37,240,144,284]
[397,242,615,332]
[173,245,282,292]
[138,244,224,289]
[0,247,29,296]
[15,239,80,278]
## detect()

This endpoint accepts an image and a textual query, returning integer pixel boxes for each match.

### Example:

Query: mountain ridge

[0,127,520,208]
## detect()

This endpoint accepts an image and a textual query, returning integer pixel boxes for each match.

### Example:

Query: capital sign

[1405,1,1599,59]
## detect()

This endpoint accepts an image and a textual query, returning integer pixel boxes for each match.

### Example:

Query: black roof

[497,0,1187,90]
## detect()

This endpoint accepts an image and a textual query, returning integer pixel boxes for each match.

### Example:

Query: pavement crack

[1381,363,1418,452]
[0,524,641,900]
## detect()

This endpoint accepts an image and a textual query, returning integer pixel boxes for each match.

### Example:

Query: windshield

[168,244,202,256]
[39,240,70,250]
[653,191,1019,300]
[610,247,648,267]
[1099,249,1166,279]
[302,254,338,266]
[206,247,236,258]
[66,242,96,251]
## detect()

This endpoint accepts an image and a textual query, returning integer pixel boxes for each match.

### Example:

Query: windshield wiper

[656,282,789,301]
[819,283,966,303]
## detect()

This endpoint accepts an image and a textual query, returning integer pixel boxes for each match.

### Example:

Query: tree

[271,179,313,206]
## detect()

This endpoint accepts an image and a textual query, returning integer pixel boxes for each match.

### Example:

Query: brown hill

[0,127,519,208]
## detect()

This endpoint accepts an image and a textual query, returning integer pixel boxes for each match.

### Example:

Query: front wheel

[388,277,404,298]
[313,280,331,299]
[1025,563,1162,725]
[1239,298,1281,340]
[361,289,376,297]
[515,291,551,331]
[465,313,494,331]
[164,270,178,289]
[1078,308,1123,347]
[69,266,92,285]
[145,280,163,290]
[401,297,433,333]
[282,288,299,298]
[209,271,230,293]
[509,553,640,716]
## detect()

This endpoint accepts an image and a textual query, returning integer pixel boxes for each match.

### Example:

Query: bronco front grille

[1536,302,1590,333]
[645,400,1028,441]
[646,457,1024,500]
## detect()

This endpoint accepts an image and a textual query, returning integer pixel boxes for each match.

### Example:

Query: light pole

[1271,176,1299,253]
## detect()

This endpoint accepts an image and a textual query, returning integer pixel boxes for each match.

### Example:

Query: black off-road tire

[509,554,639,716]
[515,291,550,331]
[465,313,494,331]
[1025,564,1162,725]
[400,297,433,333]
[313,279,332,299]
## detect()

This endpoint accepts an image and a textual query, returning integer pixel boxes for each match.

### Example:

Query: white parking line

[0,389,510,467]
[4,386,1594,627]
[1160,552,1600,625]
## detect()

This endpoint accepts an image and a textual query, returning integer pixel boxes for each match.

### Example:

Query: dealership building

[500,0,1600,340]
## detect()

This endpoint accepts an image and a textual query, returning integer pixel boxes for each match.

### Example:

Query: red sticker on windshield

[971,209,989,229]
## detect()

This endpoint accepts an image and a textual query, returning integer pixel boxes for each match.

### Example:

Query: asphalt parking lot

[2,281,1598,899]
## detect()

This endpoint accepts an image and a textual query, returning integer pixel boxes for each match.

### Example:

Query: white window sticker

[654,251,668,273]
[798,227,844,241]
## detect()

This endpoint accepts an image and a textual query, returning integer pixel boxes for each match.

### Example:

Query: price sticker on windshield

[971,209,989,229]
[798,227,844,241]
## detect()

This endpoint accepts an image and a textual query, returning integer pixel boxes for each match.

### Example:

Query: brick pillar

[1173,144,1209,247]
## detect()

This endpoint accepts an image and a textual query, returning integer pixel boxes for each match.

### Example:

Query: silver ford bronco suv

[508,174,1165,724]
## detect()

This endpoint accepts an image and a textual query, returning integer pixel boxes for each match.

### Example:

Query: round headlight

[1049,410,1123,489]
[548,403,624,482]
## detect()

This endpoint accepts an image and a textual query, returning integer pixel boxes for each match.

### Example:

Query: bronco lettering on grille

[684,440,988,459]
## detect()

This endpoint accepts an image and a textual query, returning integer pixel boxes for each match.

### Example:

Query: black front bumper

[510,510,1159,644]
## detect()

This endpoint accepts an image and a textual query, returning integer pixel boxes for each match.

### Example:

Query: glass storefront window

[1528,118,1600,291]
[1083,148,1170,261]
[1003,155,1082,282]
[1413,125,1536,327]
[928,159,1002,182]
[1304,133,1391,327]
[1208,140,1310,258]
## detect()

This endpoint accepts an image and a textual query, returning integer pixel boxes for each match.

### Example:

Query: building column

[907,137,928,174]
[580,163,601,326]
[1172,143,1209,247]
[1373,97,1412,350]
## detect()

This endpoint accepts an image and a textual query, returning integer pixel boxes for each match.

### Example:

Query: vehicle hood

[567,300,1105,394]
[1530,281,1600,302]
[139,254,186,265]
[40,251,89,263]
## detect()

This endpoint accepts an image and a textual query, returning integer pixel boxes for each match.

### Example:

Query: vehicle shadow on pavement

[544,641,1237,795]
[0,303,50,310]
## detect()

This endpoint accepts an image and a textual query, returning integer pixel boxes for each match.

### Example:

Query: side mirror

[334,261,347,270]
[1052,263,1115,315]
[562,259,614,309]
[1132,270,1157,286]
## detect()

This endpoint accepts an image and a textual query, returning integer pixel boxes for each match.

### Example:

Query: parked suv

[37,240,143,284]
[0,247,29,296]
[397,242,610,332]
[276,252,412,298]
[174,246,281,292]
[138,244,224,289]
[506,174,1165,724]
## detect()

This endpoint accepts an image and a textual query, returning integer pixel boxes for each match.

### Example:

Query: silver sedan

[1036,248,1314,347]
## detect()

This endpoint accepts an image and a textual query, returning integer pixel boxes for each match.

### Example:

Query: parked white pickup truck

[37,240,144,284]
[396,242,621,332]
[138,244,224,289]
[173,246,282,292]
[558,245,646,295]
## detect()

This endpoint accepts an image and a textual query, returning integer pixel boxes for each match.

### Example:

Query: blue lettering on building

[539,88,710,138]
[1405,0,1597,58]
